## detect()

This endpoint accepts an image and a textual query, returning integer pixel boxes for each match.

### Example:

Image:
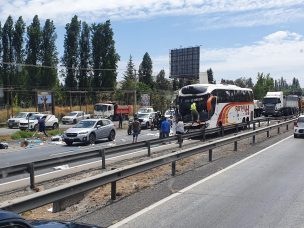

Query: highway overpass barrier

[0,117,296,213]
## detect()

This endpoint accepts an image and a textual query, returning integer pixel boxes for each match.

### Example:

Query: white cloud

[147,30,304,86]
[1,0,304,26]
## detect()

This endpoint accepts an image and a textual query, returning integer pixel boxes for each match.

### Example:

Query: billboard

[170,46,200,79]
[141,94,150,106]
[37,91,53,113]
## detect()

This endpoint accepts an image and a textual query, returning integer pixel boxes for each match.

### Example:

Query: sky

[1,0,304,86]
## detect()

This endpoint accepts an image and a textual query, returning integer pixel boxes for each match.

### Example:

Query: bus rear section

[177,84,254,129]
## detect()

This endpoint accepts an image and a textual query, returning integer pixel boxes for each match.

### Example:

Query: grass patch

[11,129,64,140]
[47,129,64,136]
[11,131,35,140]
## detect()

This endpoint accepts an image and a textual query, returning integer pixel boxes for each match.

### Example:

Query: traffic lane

[0,128,159,168]
[118,136,304,228]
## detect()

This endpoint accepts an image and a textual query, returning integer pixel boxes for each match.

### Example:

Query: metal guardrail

[0,118,296,213]
[0,116,295,189]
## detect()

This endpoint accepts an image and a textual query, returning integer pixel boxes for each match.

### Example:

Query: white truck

[262,92,299,117]
[61,111,91,124]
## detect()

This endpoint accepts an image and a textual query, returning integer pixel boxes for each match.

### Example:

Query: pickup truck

[61,111,90,124]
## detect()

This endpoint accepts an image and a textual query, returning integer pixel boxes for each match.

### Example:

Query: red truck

[94,102,133,120]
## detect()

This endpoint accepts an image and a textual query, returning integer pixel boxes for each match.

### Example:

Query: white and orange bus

[177,84,254,128]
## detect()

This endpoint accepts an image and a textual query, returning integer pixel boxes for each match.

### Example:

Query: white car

[19,114,59,130]
[62,111,91,124]
[137,107,154,114]
[7,112,39,129]
[137,112,157,129]
[294,115,304,138]
[164,109,175,118]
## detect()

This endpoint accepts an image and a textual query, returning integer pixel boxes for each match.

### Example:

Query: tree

[62,15,80,89]
[25,15,42,89]
[78,21,90,89]
[155,69,171,90]
[40,19,58,89]
[2,16,14,90]
[13,16,26,66]
[172,78,178,90]
[207,68,214,84]
[91,20,120,90]
[253,73,274,100]
[138,52,153,88]
[122,55,136,89]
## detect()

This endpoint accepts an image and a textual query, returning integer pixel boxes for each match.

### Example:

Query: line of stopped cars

[7,111,116,146]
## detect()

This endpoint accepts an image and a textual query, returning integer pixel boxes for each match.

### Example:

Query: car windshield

[29,115,42,120]
[138,108,151,113]
[137,114,150,118]
[298,117,304,123]
[66,112,77,116]
[165,110,174,116]
[74,121,96,128]
[15,113,28,118]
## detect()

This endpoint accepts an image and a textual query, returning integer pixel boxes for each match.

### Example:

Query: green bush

[11,131,34,140]
[11,129,64,140]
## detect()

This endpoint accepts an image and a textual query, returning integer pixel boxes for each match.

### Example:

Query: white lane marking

[110,134,293,228]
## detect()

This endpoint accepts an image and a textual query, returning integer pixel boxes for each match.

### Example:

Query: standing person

[38,116,48,137]
[132,117,140,143]
[158,115,164,138]
[191,102,199,124]
[161,117,170,138]
[118,113,123,129]
[176,117,185,144]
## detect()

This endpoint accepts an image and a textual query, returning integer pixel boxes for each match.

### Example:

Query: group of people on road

[129,113,184,144]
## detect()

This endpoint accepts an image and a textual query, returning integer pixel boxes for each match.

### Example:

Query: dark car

[0,210,100,227]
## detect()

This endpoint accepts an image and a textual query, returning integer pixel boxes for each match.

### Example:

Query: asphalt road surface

[0,127,159,169]
[113,136,304,228]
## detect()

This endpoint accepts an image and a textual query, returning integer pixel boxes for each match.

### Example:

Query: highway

[113,136,304,228]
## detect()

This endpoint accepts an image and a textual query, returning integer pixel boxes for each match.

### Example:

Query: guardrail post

[234,141,237,151]
[221,126,224,137]
[278,125,280,134]
[202,126,206,141]
[247,121,251,129]
[27,163,35,190]
[171,161,176,176]
[286,123,289,131]
[258,120,261,127]
[267,118,270,126]
[209,149,213,162]
[235,124,239,134]
[252,122,256,144]
[100,149,106,169]
[146,141,151,156]
[111,168,117,200]
[267,130,270,138]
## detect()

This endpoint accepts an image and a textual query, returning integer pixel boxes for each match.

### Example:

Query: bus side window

[229,90,235,102]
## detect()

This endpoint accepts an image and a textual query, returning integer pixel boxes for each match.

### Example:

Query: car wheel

[34,124,38,131]
[73,119,77,124]
[294,134,298,138]
[89,133,96,144]
[8,126,13,129]
[66,141,73,146]
[108,130,116,141]
[52,123,59,130]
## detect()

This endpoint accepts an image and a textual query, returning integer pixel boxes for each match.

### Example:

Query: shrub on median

[11,129,64,140]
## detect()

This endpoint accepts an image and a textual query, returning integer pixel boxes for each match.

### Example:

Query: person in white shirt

[176,117,185,135]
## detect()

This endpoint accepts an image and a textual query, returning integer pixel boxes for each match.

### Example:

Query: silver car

[63,119,116,146]
[294,115,304,138]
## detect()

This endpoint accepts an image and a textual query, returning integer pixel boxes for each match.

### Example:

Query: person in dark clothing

[132,117,140,143]
[118,113,123,129]
[38,117,48,137]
